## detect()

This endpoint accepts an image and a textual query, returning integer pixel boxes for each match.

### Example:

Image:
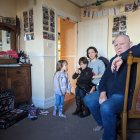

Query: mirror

[0,17,20,52]
[0,30,11,51]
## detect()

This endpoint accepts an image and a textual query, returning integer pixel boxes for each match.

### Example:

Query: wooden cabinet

[0,64,32,104]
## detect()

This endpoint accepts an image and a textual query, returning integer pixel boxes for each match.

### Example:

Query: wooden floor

[64,94,75,102]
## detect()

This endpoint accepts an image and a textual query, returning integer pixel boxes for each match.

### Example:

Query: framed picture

[125,3,133,12]
[138,0,140,7]
[43,25,49,31]
[43,7,49,25]
[42,7,55,40]
[29,9,34,33]
[43,32,49,39]
[23,11,29,31]
[112,15,127,37]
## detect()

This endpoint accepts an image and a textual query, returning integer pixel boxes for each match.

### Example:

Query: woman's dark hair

[86,46,98,58]
[79,57,88,65]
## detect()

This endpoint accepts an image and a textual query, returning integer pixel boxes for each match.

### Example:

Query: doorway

[57,16,77,100]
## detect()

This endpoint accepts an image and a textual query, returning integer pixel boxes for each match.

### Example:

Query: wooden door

[60,18,77,94]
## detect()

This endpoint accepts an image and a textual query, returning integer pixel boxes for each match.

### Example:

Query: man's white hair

[112,34,130,44]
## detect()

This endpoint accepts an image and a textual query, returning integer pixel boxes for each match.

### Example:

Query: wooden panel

[0,68,6,89]
[0,64,32,104]
[0,68,5,76]
[7,67,28,78]
[8,78,29,103]
[0,59,17,64]
[0,77,6,90]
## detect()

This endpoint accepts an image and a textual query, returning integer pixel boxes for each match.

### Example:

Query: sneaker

[99,137,105,140]
[59,113,66,118]
[28,114,37,120]
[53,110,57,116]
[39,109,49,116]
[93,125,103,131]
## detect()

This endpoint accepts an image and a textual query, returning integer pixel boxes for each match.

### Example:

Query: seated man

[84,34,140,140]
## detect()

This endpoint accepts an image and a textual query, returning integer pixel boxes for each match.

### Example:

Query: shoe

[93,125,103,131]
[99,137,105,140]
[53,110,57,116]
[39,109,49,116]
[59,113,66,118]
[79,110,90,118]
[72,109,81,115]
[28,114,37,120]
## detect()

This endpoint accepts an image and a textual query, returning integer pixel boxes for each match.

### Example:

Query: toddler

[53,60,71,118]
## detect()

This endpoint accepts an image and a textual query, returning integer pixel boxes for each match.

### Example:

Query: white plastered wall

[16,0,80,108]
[77,17,108,63]
[0,0,16,17]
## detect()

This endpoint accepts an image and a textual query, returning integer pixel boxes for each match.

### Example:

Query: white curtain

[77,17,108,60]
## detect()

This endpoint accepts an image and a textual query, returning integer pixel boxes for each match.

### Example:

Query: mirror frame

[0,17,20,52]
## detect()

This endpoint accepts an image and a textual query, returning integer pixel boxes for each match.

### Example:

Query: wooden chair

[122,51,140,140]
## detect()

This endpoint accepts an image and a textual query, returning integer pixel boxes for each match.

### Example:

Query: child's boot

[53,106,57,116]
[72,96,82,115]
[59,105,66,118]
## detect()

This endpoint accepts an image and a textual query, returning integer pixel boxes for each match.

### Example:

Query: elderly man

[84,34,140,140]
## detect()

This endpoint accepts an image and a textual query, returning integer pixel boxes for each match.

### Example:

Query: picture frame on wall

[24,33,34,41]
[50,9,55,33]
[23,11,29,32]
[125,3,133,12]
[43,6,49,26]
[43,25,49,31]
[42,6,55,40]
[112,15,127,37]
[138,0,140,7]
[43,32,49,40]
[29,8,34,33]
[23,8,34,41]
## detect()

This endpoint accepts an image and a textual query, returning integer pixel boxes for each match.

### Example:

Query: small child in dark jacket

[72,57,93,117]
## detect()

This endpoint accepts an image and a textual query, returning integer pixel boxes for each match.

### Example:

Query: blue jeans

[75,86,86,98]
[84,91,124,140]
[55,93,65,112]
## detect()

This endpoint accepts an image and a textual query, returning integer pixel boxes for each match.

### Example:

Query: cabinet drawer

[0,77,6,89]
[0,68,5,77]
[7,67,28,77]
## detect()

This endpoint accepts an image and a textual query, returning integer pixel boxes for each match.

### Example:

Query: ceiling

[67,0,111,8]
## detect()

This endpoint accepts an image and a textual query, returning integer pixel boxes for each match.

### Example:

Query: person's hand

[76,68,81,74]
[111,56,123,72]
[78,69,81,74]
[90,86,96,93]
[99,91,107,104]
[75,68,79,74]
